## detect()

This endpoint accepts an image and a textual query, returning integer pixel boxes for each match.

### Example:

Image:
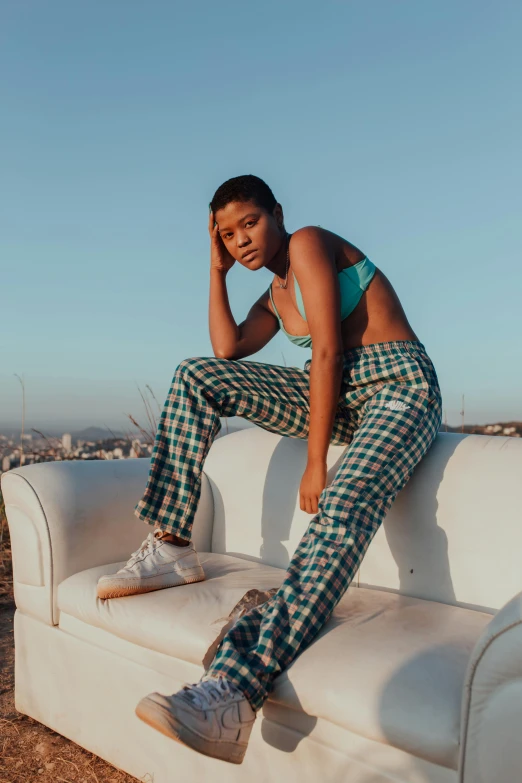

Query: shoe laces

[181,677,241,710]
[125,530,162,567]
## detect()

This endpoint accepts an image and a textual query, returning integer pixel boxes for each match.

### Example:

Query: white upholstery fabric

[203,429,522,611]
[459,592,522,783]
[57,554,491,769]
[15,613,457,783]
[359,434,522,612]
[2,458,214,624]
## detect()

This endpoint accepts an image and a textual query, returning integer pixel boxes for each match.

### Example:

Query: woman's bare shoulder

[289,225,366,269]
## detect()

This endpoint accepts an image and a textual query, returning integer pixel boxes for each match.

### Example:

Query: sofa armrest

[1,458,214,625]
[459,592,522,783]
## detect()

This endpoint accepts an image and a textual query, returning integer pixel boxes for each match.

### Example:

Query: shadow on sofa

[379,434,460,607]
[212,432,459,609]
[210,434,309,565]
[260,436,309,566]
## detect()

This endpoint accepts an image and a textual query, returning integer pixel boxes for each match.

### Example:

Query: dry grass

[0,491,141,782]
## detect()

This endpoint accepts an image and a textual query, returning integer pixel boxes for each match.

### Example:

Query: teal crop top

[268,256,376,349]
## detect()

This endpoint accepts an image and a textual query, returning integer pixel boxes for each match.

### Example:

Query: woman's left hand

[299,459,327,514]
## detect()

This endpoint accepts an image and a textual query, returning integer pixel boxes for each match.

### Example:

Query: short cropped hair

[210,174,278,215]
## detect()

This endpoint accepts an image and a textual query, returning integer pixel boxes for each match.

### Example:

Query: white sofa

[3,427,522,783]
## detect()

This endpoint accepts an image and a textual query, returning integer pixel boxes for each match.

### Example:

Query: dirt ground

[0,522,142,783]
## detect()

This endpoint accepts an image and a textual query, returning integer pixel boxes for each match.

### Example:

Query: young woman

[97,174,442,764]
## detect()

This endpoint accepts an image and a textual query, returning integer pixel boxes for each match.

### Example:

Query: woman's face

[214,199,284,271]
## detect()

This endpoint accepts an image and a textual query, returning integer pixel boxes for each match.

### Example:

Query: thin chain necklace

[277,231,291,289]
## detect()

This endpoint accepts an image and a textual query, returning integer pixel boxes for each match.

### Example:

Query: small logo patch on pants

[384,400,411,411]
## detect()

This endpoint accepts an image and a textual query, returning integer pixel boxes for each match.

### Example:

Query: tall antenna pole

[460,394,465,434]
[14,373,26,466]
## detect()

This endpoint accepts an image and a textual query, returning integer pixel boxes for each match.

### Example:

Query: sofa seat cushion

[58,552,285,666]
[58,552,492,770]
[269,587,492,770]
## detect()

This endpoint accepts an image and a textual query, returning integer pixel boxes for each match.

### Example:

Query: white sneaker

[96,530,205,600]
[135,676,256,764]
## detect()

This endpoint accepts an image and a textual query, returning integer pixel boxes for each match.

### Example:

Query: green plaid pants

[135,340,442,711]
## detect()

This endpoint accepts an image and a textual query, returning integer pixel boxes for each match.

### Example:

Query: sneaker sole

[96,570,205,600]
[135,694,248,764]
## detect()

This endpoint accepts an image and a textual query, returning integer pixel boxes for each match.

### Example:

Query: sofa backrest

[203,427,522,613]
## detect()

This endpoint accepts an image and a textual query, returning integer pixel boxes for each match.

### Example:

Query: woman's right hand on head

[208,208,236,274]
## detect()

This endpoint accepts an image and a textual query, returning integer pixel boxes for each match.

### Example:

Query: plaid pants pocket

[295,534,340,593]
[297,533,354,596]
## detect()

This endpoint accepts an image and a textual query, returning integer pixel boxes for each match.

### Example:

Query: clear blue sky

[1,0,521,433]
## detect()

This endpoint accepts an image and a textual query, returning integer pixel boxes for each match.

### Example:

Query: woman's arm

[289,227,345,514]
[209,267,239,357]
[208,208,279,360]
[209,269,279,359]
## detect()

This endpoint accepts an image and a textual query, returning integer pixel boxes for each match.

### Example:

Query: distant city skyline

[2,2,521,429]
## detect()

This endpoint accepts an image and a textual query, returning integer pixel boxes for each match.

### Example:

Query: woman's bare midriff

[340,268,420,349]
